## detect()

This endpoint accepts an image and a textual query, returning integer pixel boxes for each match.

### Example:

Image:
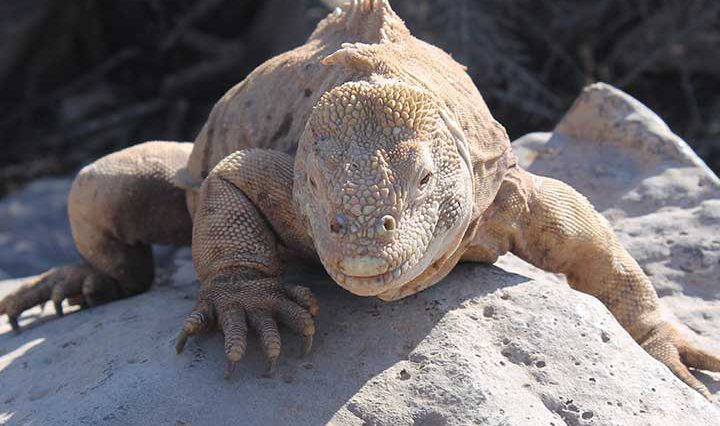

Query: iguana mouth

[328,260,411,296]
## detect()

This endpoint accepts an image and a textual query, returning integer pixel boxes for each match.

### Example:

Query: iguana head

[294,80,474,297]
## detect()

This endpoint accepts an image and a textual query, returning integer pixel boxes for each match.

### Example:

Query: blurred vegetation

[1,0,718,195]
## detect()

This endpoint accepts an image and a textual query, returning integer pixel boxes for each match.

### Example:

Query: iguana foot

[640,322,720,399]
[175,274,319,378]
[0,264,116,332]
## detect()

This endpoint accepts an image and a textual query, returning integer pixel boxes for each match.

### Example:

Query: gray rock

[332,274,715,426]
[0,82,718,425]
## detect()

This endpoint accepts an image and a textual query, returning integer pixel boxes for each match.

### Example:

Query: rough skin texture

[1,0,718,398]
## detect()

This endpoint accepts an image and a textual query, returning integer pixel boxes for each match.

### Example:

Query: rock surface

[0,83,719,425]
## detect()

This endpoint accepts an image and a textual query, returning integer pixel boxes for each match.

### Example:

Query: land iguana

[2,0,718,398]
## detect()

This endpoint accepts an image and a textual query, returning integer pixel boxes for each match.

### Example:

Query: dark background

[1,0,718,195]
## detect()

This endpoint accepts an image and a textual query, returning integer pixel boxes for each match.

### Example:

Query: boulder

[0,83,718,425]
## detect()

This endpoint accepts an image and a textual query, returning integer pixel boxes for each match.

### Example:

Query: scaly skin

[1,0,718,398]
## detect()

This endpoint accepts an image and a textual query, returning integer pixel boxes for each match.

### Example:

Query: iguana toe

[284,284,320,317]
[176,300,215,354]
[248,311,281,377]
[220,307,249,364]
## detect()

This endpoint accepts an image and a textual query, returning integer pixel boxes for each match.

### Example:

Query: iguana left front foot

[640,323,720,399]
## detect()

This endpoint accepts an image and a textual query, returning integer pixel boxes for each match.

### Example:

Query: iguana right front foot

[175,273,318,377]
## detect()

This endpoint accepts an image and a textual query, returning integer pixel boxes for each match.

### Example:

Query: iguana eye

[419,171,433,188]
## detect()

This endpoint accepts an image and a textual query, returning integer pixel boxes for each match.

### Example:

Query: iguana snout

[294,80,475,296]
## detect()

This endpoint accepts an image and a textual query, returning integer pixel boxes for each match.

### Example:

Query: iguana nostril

[381,215,396,233]
[330,213,347,233]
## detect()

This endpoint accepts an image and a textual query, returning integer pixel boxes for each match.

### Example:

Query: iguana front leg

[175,150,319,377]
[466,167,720,398]
[1,141,194,331]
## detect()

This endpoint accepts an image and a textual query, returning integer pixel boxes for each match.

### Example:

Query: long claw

[176,301,214,355]
[67,294,85,306]
[53,300,64,317]
[276,300,316,357]
[224,361,237,379]
[303,335,313,356]
[175,329,189,353]
[9,316,20,333]
[264,357,278,378]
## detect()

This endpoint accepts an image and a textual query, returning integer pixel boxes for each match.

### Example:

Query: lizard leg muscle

[467,167,720,398]
[176,150,318,377]
[0,141,194,330]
